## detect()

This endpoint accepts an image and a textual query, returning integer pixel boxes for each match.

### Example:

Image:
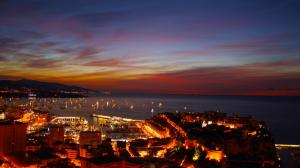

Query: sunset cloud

[0,0,300,96]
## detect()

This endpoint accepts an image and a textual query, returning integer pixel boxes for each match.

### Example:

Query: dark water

[42,95,300,144]
[278,149,300,168]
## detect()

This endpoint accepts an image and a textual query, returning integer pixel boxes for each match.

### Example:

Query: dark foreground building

[0,120,27,156]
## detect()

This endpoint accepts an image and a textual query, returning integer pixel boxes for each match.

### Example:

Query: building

[0,120,27,156]
[65,148,78,159]
[25,145,40,152]
[0,113,5,120]
[5,150,61,168]
[80,145,98,158]
[48,126,65,147]
[80,131,102,147]
[81,157,141,168]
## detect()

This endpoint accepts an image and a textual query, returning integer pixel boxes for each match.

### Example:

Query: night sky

[0,0,300,95]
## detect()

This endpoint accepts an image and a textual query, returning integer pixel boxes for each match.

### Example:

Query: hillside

[0,79,96,97]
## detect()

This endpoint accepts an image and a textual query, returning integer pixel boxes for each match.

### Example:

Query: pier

[275,144,300,149]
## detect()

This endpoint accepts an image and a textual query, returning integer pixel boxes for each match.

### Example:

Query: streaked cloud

[0,0,299,95]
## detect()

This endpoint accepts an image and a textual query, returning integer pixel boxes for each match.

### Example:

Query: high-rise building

[0,120,27,156]
[48,126,65,147]
[79,131,102,147]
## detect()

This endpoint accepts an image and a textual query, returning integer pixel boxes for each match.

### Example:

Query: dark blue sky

[0,0,300,95]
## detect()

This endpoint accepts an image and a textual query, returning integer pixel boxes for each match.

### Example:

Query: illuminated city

[0,97,299,167]
[1,0,300,168]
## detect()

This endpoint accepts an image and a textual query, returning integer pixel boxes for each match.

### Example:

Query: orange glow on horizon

[1,64,300,96]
